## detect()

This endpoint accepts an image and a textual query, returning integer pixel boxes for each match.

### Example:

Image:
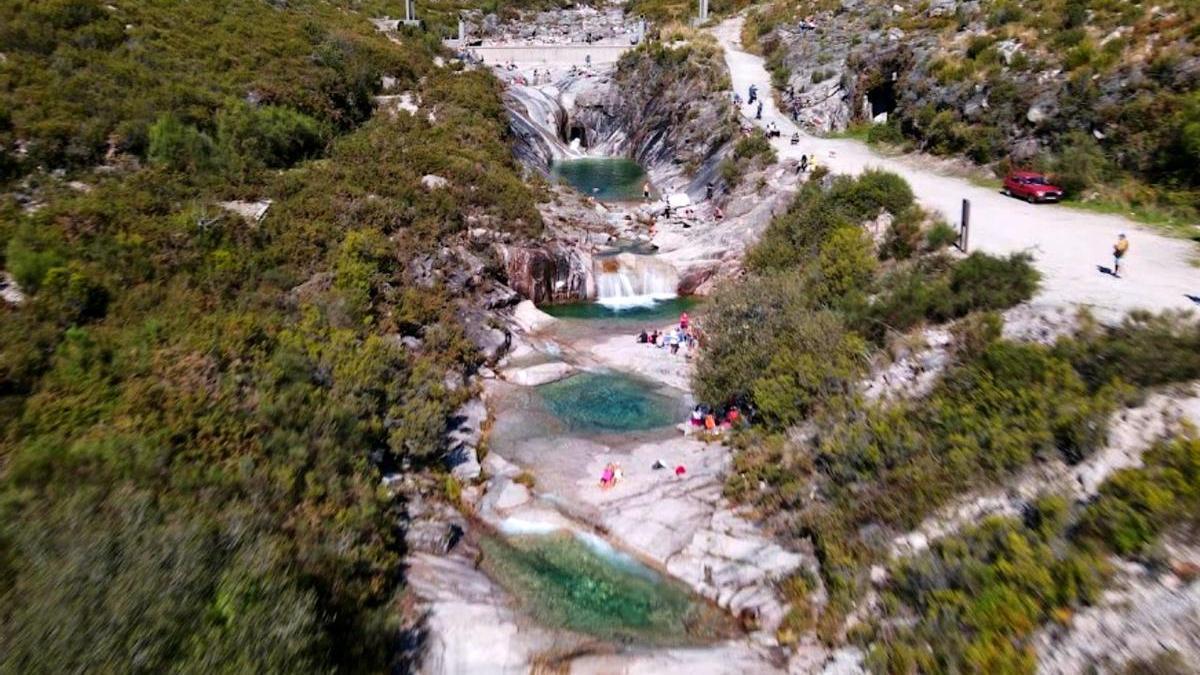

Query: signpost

[957,198,971,253]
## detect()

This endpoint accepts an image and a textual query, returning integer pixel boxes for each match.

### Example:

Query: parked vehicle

[1003,171,1064,203]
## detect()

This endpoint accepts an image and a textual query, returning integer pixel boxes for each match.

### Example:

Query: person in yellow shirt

[1113,233,1129,278]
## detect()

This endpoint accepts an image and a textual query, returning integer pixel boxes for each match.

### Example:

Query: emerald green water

[479,533,737,645]
[537,371,677,432]
[541,296,699,322]
[551,158,647,202]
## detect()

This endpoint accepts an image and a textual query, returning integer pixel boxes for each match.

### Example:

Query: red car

[1003,171,1064,203]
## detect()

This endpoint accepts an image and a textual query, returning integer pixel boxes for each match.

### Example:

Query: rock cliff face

[492,19,738,196]
[494,242,594,304]
[574,37,738,194]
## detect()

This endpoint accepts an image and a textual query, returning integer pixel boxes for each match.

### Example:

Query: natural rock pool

[551,158,647,202]
[479,532,738,645]
[537,371,679,433]
[541,296,699,322]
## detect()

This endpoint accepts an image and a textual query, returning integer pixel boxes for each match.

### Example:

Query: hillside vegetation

[0,0,538,671]
[696,169,1200,671]
[745,0,1200,225]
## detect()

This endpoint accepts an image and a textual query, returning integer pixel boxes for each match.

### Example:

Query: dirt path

[713,17,1199,322]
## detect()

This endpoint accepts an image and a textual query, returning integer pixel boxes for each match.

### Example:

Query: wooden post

[958,198,970,253]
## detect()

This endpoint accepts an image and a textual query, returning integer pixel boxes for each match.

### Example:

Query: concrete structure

[466,44,632,67]
[402,0,419,27]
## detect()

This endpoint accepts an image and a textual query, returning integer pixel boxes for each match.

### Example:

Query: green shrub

[1053,310,1200,391]
[854,252,1037,342]
[1080,435,1200,554]
[1061,0,1089,28]
[876,515,1106,673]
[939,251,1040,319]
[924,220,959,250]
[879,212,922,260]
[147,114,214,172]
[216,101,326,171]
[4,237,64,292]
[986,2,1025,27]
[694,275,867,426]
[966,35,997,60]
[866,120,904,146]
[733,133,775,161]
[748,170,912,273]
[950,311,1004,360]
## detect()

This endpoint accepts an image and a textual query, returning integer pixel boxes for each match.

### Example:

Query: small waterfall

[593,253,679,308]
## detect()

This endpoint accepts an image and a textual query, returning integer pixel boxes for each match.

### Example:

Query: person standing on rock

[643,182,650,200]
[756,100,763,120]
[1113,233,1129,278]
[705,182,714,201]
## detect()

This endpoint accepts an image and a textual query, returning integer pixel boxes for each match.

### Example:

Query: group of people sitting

[687,404,742,437]
[599,462,625,489]
[636,312,698,356]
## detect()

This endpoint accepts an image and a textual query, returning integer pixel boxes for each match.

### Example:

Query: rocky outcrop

[1033,543,1200,674]
[494,241,594,304]
[761,0,1200,169]
[575,37,737,196]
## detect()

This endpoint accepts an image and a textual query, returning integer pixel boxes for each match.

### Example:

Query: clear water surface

[550,158,648,202]
[479,533,738,645]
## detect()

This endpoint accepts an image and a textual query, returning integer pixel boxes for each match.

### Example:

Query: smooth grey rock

[421,174,449,190]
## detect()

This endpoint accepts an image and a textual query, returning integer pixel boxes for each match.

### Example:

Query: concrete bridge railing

[447,43,634,67]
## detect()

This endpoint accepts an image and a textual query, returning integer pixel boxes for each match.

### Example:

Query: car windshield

[1026,176,1049,185]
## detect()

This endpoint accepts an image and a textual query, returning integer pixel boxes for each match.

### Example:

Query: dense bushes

[1079,435,1200,555]
[852,252,1038,343]
[694,275,867,427]
[747,169,913,273]
[720,131,778,188]
[1053,310,1200,391]
[703,171,1200,664]
[869,434,1200,673]
[807,340,1117,536]
[0,1,540,671]
[870,505,1107,674]
[0,0,406,175]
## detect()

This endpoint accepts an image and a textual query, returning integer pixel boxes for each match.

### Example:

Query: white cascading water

[594,253,678,309]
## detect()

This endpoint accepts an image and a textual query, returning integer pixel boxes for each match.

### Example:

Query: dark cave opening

[567,124,589,148]
[867,80,897,118]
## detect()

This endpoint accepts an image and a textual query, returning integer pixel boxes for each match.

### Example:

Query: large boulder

[458,307,511,365]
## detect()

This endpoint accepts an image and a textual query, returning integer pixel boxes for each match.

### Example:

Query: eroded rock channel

[401,7,813,673]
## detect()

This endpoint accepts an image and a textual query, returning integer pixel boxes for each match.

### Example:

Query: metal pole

[959,198,970,253]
